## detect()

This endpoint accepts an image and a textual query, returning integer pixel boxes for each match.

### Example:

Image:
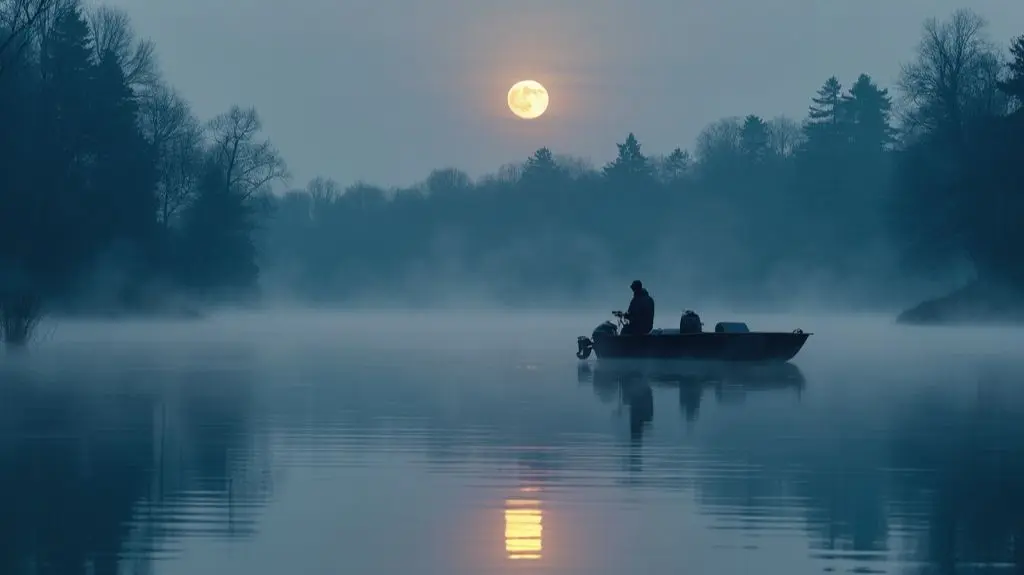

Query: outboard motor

[679,310,703,333]
[592,320,618,339]
[577,321,618,360]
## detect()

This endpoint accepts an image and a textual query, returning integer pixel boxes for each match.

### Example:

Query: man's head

[630,280,643,293]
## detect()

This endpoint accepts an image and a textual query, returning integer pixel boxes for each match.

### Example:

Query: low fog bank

[251,178,974,318]
[18,307,1024,359]
[254,247,971,317]
[36,235,970,320]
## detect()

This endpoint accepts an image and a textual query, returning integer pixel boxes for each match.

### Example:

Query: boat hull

[589,331,810,362]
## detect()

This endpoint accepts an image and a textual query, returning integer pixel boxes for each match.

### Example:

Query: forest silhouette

[2,1,1023,339]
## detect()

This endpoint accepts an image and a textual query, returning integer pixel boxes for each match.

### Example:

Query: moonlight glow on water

[504,496,543,560]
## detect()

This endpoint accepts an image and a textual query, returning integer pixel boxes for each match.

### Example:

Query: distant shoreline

[897,281,1024,326]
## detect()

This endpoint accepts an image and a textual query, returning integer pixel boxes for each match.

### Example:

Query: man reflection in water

[621,375,654,477]
[622,376,654,440]
[679,383,703,424]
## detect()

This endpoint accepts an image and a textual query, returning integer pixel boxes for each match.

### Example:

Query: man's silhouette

[621,280,654,335]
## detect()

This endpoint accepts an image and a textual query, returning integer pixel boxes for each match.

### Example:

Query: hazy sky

[104,0,1023,189]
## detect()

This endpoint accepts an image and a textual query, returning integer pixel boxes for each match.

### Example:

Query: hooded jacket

[625,288,655,333]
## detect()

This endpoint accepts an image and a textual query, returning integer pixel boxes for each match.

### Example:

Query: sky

[102,0,1024,190]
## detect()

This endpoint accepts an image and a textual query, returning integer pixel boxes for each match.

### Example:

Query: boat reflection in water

[504,488,543,560]
[578,359,806,425]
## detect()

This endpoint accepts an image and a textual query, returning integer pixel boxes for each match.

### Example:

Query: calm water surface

[2,310,1024,574]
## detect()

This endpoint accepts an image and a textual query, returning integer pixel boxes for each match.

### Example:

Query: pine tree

[34,4,98,287]
[740,115,770,161]
[519,147,566,196]
[998,36,1024,106]
[602,132,653,184]
[89,48,157,248]
[808,76,843,126]
[841,74,896,152]
[662,147,691,182]
[41,5,96,154]
[803,76,851,150]
[523,147,560,181]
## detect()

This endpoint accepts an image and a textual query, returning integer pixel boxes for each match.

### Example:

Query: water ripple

[4,316,1024,574]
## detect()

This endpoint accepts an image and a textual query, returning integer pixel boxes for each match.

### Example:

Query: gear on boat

[679,310,702,333]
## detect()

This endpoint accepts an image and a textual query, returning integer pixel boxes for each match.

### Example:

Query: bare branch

[695,117,742,164]
[768,116,804,157]
[86,4,158,90]
[897,9,1003,137]
[424,167,471,195]
[0,0,55,78]
[305,176,340,222]
[138,82,204,226]
[307,176,340,204]
[206,106,289,200]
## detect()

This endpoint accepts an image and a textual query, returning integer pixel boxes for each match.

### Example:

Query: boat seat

[650,328,680,335]
[714,322,750,333]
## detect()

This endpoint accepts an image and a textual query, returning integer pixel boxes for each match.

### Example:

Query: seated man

[621,280,655,335]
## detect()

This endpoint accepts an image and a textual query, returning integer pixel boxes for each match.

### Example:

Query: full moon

[507,80,549,119]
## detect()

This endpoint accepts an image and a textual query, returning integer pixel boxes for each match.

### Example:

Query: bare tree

[477,162,523,188]
[495,162,522,184]
[695,117,742,164]
[555,154,594,179]
[207,106,289,199]
[424,167,471,195]
[305,176,340,222]
[768,116,804,157]
[138,83,204,226]
[86,5,157,90]
[340,182,387,211]
[897,9,1003,138]
[307,176,340,204]
[0,0,54,79]
[648,149,690,184]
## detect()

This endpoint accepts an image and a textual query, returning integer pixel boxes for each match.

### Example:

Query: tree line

[0,0,287,342]
[261,10,1023,308]
[2,3,1023,341]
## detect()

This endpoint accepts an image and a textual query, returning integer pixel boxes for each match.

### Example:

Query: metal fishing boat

[575,311,810,362]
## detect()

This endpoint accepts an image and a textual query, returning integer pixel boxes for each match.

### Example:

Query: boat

[575,311,810,362]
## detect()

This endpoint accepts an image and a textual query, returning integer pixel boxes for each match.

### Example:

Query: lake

[2,310,1024,574]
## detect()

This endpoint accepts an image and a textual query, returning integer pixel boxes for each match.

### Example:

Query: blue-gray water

[3,310,1024,575]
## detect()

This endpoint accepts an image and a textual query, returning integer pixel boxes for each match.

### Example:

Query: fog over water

[4,1,1024,572]
[3,310,1024,574]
